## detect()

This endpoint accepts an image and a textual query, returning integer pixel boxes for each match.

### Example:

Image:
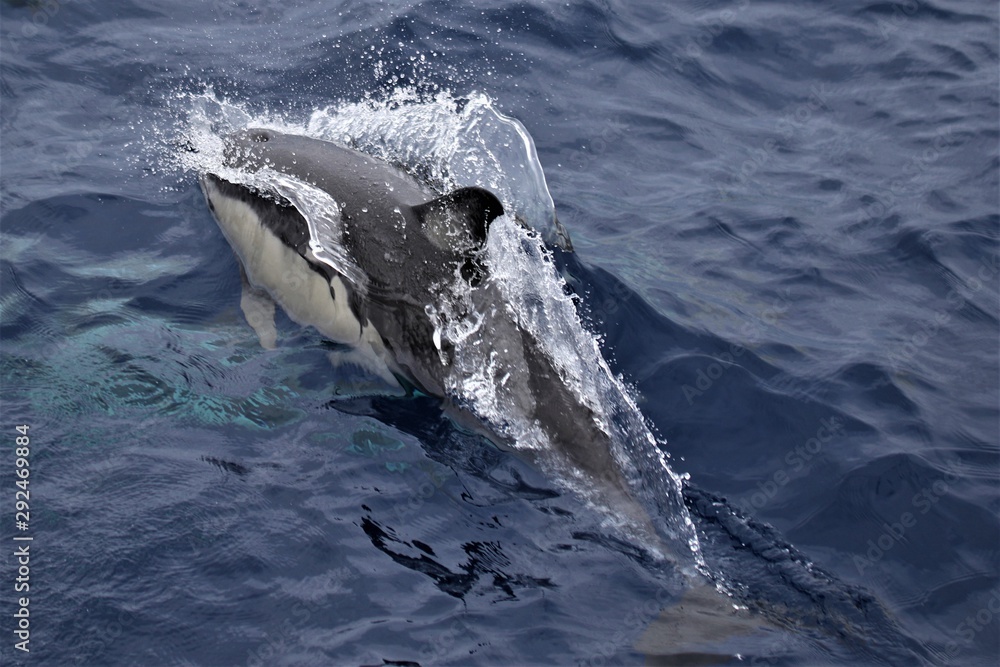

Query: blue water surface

[1,1,998,665]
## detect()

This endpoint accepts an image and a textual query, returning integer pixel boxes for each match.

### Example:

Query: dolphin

[201,128,921,663]
[199,128,652,532]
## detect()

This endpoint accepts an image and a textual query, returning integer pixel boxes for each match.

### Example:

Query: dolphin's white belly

[200,176,365,344]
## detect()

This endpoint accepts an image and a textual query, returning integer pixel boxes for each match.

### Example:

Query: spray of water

[173,87,705,570]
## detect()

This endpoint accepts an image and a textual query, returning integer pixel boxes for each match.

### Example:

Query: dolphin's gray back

[462,282,631,501]
[220,130,504,396]
[219,129,628,488]
[226,129,432,207]
[228,131,458,295]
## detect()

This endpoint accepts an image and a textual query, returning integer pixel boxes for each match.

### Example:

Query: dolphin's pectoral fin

[412,186,505,252]
[238,264,278,349]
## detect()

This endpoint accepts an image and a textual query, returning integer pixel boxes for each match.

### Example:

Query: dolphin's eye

[249,130,270,143]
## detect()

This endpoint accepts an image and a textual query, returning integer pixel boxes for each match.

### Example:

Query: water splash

[174,87,704,568]
[171,87,567,248]
[305,89,569,249]
[262,171,367,288]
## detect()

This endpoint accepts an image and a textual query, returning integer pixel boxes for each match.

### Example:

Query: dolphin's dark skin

[201,128,636,520]
[201,129,911,661]
[197,129,933,663]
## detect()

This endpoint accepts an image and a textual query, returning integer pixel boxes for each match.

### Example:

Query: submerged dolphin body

[197,128,929,664]
[199,128,650,533]
[198,128,935,663]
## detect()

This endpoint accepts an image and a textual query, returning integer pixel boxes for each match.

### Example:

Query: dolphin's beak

[197,173,221,215]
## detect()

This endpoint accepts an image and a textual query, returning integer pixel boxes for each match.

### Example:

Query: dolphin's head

[212,128,505,287]
[221,128,287,172]
[217,128,504,237]
[217,128,439,208]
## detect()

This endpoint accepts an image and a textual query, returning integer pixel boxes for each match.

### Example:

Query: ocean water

[1,1,998,665]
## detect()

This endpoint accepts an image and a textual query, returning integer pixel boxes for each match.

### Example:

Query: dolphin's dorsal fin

[412,186,505,252]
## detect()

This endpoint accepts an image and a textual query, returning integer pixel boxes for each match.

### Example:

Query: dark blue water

[1,1,998,665]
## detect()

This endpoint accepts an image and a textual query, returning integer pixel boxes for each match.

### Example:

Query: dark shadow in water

[360,516,554,601]
[322,247,936,664]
